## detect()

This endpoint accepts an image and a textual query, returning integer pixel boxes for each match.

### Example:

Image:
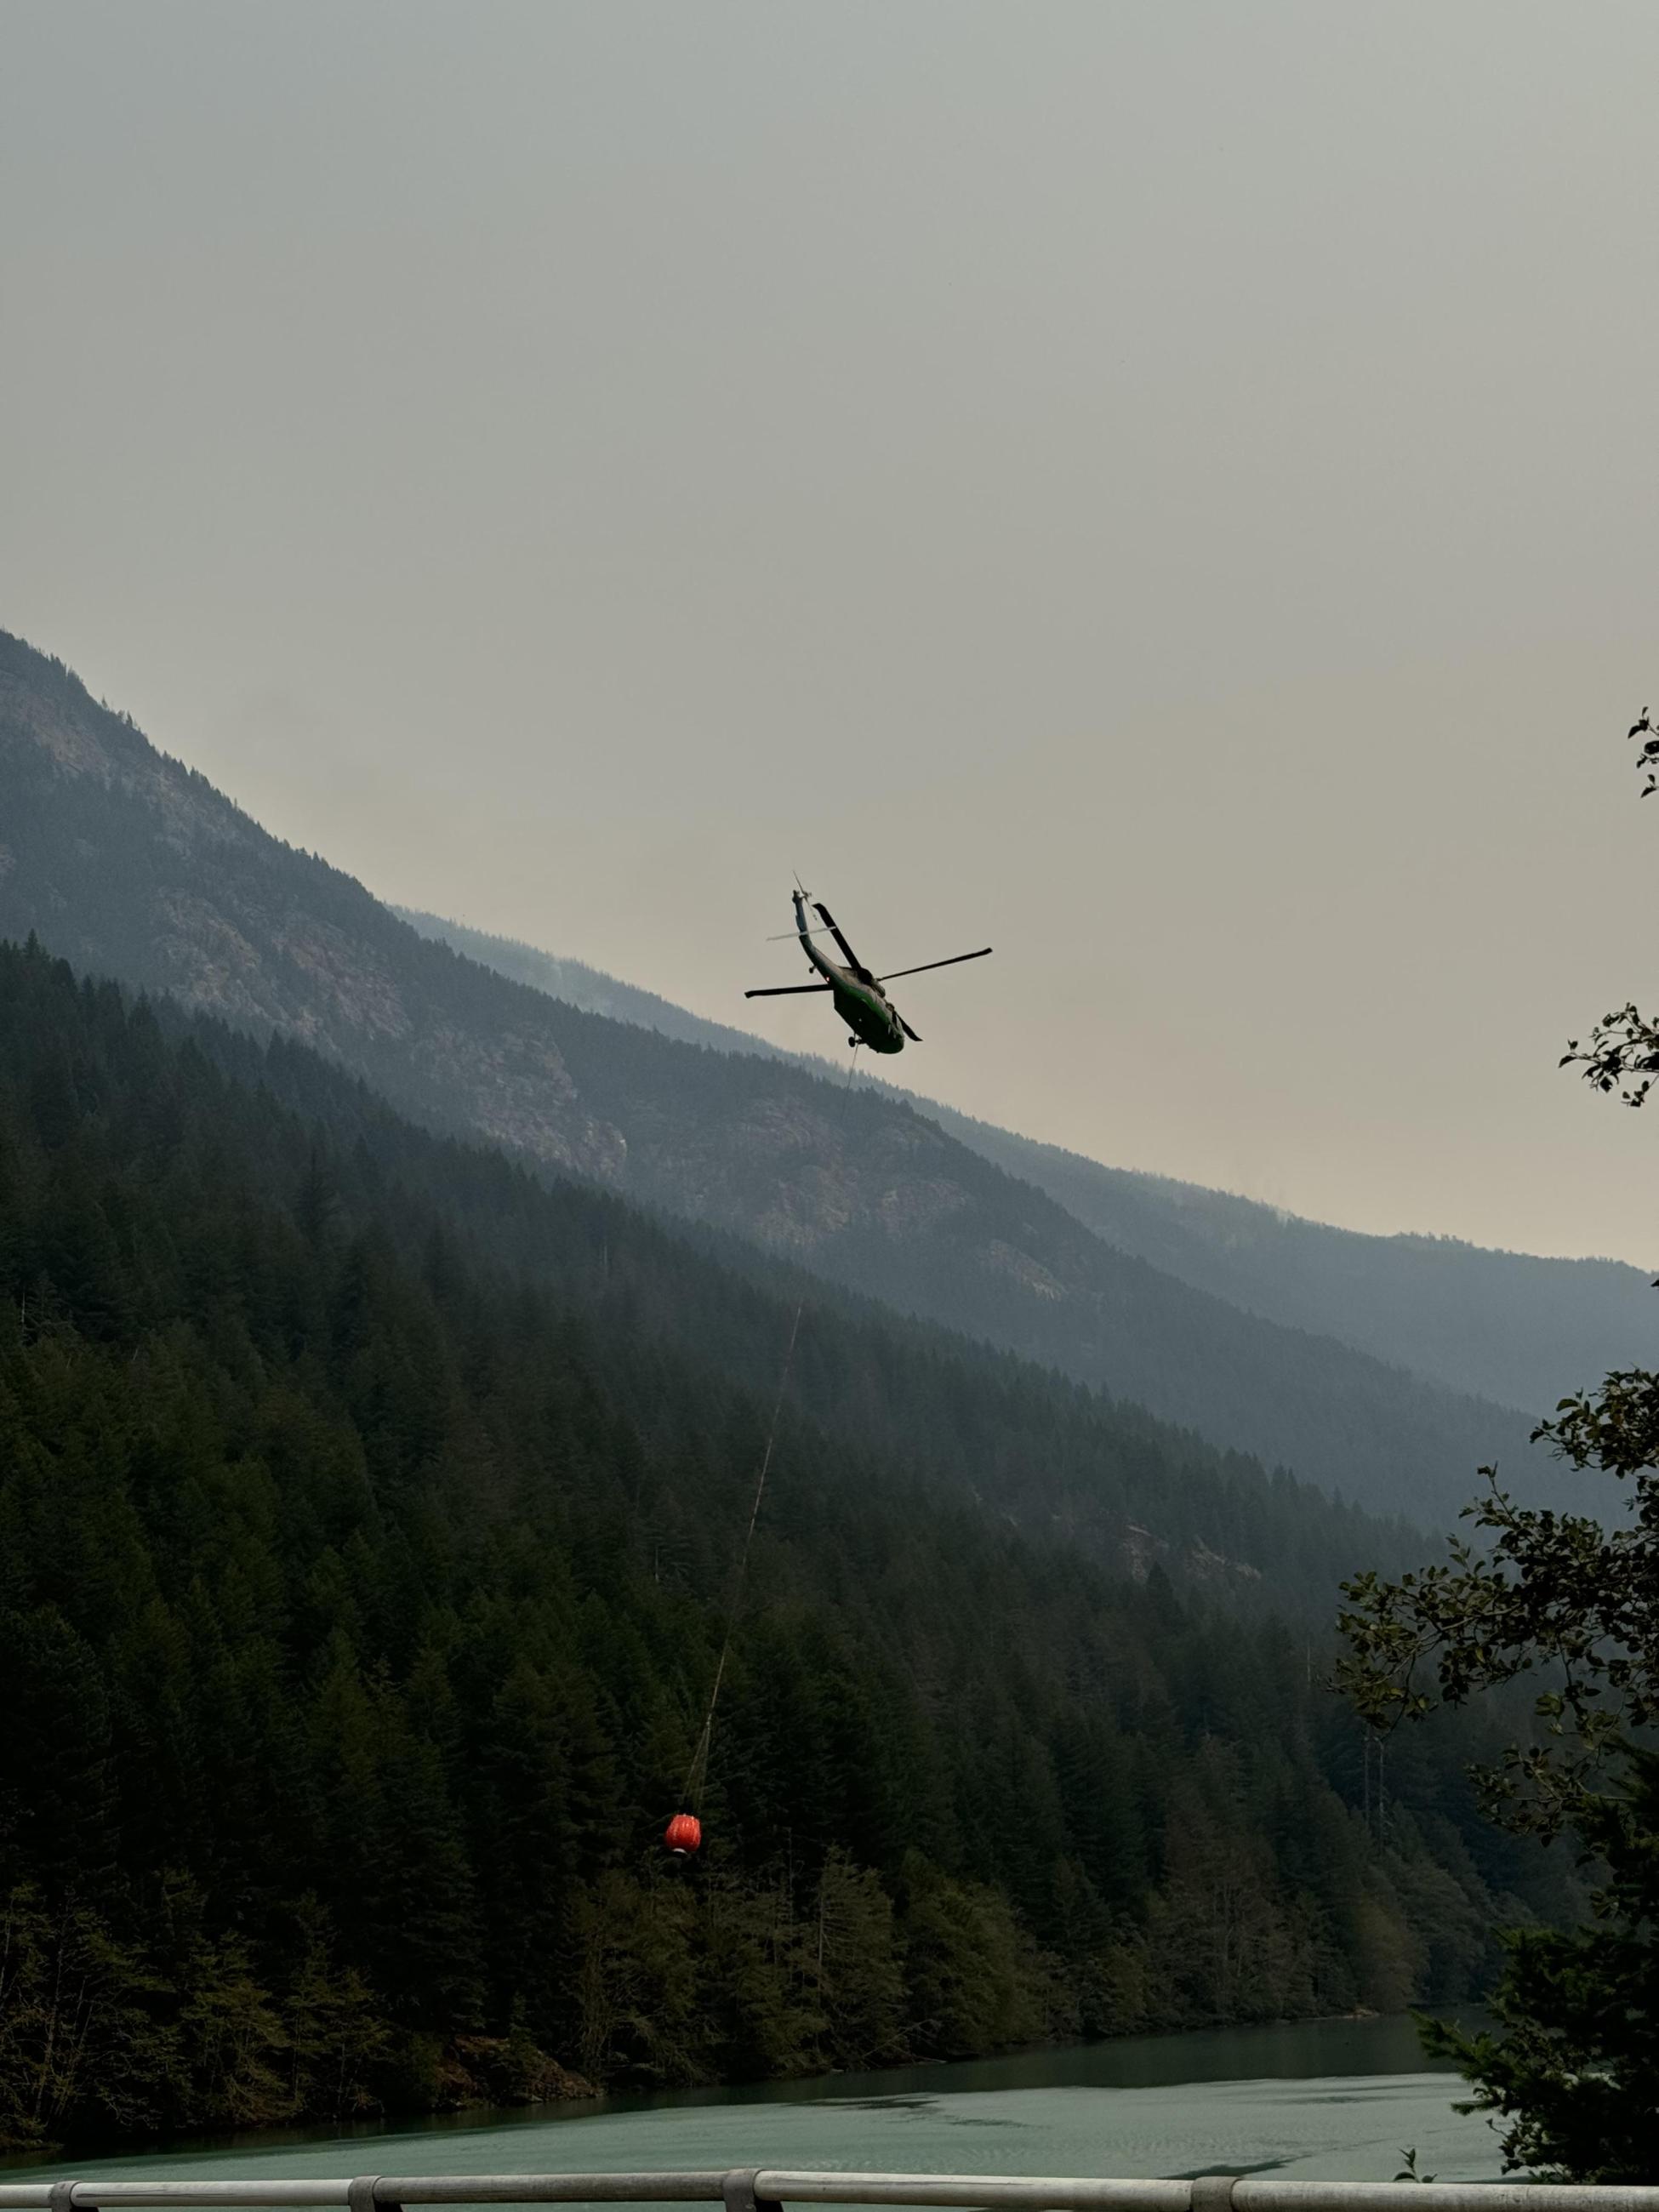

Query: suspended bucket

[664,1812,703,1856]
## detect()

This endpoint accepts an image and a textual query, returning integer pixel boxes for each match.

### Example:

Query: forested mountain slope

[0,626,1536,1522]
[405,911,1658,1418]
[145,964,1417,1606]
[903,1120,1658,1419]
[0,940,1572,2149]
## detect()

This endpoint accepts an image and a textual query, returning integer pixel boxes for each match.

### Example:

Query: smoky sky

[3,1,1658,1262]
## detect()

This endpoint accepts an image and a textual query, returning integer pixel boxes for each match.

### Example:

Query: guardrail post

[724,2169,782,2212]
[1190,2179,1240,2212]
[350,2179,401,2212]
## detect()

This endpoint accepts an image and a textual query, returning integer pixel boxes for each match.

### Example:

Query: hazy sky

[4,3,1659,1263]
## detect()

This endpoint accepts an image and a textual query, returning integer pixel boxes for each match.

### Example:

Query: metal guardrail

[0,2177,1656,2212]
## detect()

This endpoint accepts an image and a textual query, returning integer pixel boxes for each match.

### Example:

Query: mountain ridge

[401,907,1657,1417]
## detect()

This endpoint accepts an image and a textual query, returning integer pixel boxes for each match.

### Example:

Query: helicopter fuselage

[794,892,907,1052]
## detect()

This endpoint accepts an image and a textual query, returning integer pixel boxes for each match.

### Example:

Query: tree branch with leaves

[1335,704,1659,2182]
[1553,710,1659,1106]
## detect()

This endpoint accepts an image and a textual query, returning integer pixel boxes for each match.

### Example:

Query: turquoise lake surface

[5,2015,1505,2193]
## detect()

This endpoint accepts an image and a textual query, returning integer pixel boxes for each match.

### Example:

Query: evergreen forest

[0,941,1571,2153]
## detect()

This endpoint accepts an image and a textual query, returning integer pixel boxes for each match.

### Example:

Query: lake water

[4,2015,1506,2192]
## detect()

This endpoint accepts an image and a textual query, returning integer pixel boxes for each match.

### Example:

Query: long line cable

[839,1037,863,1132]
[680,1299,806,1810]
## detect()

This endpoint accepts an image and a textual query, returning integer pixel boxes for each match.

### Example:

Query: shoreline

[1,2012,1456,2178]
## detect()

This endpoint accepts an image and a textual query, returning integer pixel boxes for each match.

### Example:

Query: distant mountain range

[1,624,1608,1524]
[401,910,1658,1419]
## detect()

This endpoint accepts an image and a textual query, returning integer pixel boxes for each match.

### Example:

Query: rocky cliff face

[0,637,624,1177]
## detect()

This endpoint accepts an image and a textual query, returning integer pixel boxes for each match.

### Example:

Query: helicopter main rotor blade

[898,1015,922,1042]
[812,902,869,977]
[878,947,993,983]
[744,983,835,997]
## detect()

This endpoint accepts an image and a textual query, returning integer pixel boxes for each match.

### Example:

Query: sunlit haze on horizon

[4,1,1658,1263]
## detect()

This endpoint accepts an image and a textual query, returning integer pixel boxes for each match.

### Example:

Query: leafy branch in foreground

[1555,708,1659,1103]
[1337,1370,1659,2175]
[1559,1006,1659,1109]
[1629,705,1657,797]
[1338,1374,1658,1837]
[1414,1748,1659,2185]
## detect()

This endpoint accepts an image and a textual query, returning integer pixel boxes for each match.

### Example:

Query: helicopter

[744,887,991,1054]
